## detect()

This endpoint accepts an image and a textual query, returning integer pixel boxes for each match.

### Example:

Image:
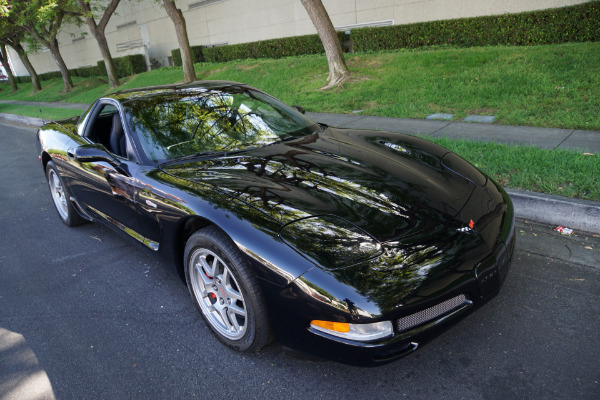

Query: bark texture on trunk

[163,0,196,82]
[13,43,41,92]
[27,26,73,92]
[301,0,350,88]
[0,44,18,92]
[79,0,121,88]
[46,39,73,92]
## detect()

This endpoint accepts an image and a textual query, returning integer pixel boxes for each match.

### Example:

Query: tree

[78,0,121,88]
[301,0,350,88]
[0,43,18,91]
[7,0,81,92]
[0,19,42,92]
[162,0,196,82]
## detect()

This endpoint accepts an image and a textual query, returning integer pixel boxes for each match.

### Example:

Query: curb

[507,189,600,235]
[0,114,598,234]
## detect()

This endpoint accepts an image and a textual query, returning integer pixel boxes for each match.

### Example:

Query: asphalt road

[1,123,599,400]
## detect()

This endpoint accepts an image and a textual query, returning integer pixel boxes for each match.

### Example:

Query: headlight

[310,320,394,342]
[279,215,382,270]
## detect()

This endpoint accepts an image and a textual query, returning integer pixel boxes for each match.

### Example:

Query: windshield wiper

[161,149,250,165]
[160,151,228,165]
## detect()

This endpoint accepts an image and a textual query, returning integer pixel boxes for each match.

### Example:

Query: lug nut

[219,298,224,304]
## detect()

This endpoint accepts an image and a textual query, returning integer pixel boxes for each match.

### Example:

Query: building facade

[6,0,589,76]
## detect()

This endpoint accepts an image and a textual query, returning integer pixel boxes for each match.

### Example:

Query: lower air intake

[397,294,468,332]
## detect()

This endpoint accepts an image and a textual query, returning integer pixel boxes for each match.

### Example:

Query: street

[1,123,598,400]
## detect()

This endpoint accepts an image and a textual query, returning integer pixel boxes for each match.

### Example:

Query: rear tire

[46,161,85,227]
[184,226,271,352]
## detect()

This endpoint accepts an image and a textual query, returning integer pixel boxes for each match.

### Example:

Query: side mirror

[292,105,306,114]
[74,144,130,176]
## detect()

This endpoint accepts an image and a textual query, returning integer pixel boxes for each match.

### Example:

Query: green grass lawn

[1,42,598,200]
[428,137,599,201]
[0,103,82,120]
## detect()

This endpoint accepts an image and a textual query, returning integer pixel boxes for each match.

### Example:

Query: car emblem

[146,199,157,208]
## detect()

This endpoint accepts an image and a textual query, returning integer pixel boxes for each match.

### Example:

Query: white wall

[6,0,590,76]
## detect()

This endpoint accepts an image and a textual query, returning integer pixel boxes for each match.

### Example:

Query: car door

[65,100,142,236]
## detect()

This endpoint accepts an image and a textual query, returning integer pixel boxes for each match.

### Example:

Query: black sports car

[37,81,515,365]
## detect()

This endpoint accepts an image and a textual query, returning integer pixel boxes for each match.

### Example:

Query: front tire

[184,226,271,352]
[46,161,85,227]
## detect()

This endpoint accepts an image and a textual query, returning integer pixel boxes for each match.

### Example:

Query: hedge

[38,71,62,81]
[15,75,31,84]
[71,65,102,78]
[352,2,600,52]
[171,45,206,66]
[201,32,345,63]
[13,55,142,83]
[97,54,146,79]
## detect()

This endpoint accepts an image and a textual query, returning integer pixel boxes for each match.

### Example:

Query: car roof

[106,80,250,103]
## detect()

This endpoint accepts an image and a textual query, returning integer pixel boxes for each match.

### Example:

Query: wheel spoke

[225,286,243,302]
[196,262,212,285]
[228,309,241,331]
[210,257,219,277]
[227,303,245,317]
[200,256,212,277]
[218,307,233,331]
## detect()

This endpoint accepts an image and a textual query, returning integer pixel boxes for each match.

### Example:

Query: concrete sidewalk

[1,100,599,233]
[307,112,600,154]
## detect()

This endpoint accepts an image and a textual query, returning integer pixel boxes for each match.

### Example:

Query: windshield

[123,86,320,163]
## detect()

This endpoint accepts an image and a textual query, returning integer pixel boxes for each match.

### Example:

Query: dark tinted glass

[123,87,320,162]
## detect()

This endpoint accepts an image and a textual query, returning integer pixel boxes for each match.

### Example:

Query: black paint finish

[36,81,514,365]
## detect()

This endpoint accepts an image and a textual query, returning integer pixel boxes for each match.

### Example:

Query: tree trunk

[79,0,120,88]
[0,44,18,92]
[163,0,196,82]
[301,0,350,89]
[88,23,120,88]
[27,24,74,92]
[46,38,74,92]
[13,43,42,93]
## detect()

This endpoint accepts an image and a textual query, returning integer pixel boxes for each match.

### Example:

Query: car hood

[161,128,480,242]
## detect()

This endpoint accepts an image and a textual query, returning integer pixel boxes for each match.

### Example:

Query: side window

[85,103,132,160]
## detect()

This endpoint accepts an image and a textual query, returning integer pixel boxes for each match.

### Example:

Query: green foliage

[171,45,206,67]
[71,65,102,78]
[14,75,32,84]
[97,54,146,79]
[352,2,600,52]
[38,71,63,81]
[202,32,345,63]
[171,48,181,67]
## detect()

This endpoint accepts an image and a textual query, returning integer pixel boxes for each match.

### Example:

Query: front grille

[396,294,468,332]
